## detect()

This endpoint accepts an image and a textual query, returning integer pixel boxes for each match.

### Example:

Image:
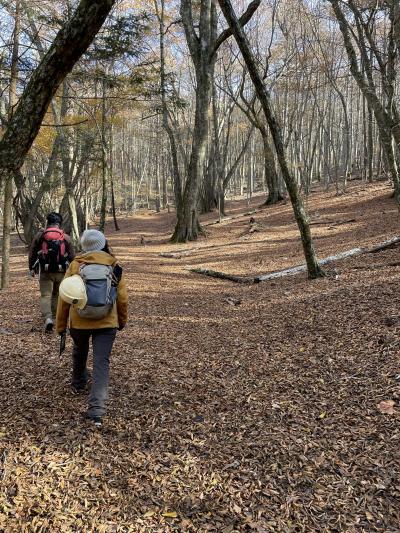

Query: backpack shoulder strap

[36,230,45,245]
[31,230,45,262]
[112,264,123,284]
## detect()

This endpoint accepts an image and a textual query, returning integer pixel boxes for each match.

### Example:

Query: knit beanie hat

[80,229,106,252]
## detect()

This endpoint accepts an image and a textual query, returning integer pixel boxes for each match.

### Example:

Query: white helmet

[59,275,87,309]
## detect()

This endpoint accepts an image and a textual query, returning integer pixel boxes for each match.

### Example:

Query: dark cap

[47,212,63,226]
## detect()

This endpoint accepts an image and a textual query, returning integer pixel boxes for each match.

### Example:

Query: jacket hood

[74,251,116,266]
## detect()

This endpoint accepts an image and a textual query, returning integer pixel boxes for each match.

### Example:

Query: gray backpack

[76,263,118,319]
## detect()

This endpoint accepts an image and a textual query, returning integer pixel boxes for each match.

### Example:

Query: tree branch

[42,119,89,127]
[213,0,261,55]
[180,0,200,65]
[0,0,117,186]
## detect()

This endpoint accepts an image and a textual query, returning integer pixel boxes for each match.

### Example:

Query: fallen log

[365,235,400,253]
[352,260,400,271]
[310,218,356,226]
[256,236,400,281]
[190,268,253,283]
[190,235,400,284]
[159,250,193,259]
[254,248,363,282]
[203,209,260,227]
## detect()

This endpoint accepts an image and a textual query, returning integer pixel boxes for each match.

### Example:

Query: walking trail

[1,182,399,531]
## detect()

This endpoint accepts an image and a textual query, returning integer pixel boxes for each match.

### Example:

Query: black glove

[59,331,67,357]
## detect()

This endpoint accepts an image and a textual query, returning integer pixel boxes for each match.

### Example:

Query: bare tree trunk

[99,77,108,232]
[155,124,161,212]
[154,0,183,217]
[394,2,400,55]
[220,126,254,214]
[329,0,400,204]
[367,100,374,182]
[171,0,216,242]
[1,0,20,289]
[110,125,120,231]
[162,149,168,209]
[260,129,284,205]
[59,82,80,243]
[172,0,259,242]
[218,0,324,278]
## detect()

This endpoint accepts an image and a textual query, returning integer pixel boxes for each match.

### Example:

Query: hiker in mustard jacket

[56,229,128,427]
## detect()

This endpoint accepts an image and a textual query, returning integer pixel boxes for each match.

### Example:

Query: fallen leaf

[224,296,241,306]
[377,400,396,414]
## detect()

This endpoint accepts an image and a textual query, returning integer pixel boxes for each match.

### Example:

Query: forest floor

[1,181,399,532]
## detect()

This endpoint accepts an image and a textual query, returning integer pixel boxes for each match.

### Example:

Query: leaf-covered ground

[1,183,399,532]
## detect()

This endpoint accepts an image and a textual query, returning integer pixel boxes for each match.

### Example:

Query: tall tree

[171,0,218,242]
[0,0,116,288]
[328,0,400,204]
[218,0,324,279]
[1,0,20,289]
[0,0,117,186]
[153,0,184,220]
[171,0,259,242]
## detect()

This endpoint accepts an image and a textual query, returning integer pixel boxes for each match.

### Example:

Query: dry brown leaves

[0,183,399,531]
[377,400,396,415]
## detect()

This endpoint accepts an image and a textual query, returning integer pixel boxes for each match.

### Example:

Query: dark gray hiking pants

[70,328,117,417]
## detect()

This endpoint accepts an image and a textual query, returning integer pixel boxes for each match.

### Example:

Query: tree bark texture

[154,0,183,216]
[260,130,284,205]
[59,83,80,244]
[171,0,216,242]
[110,126,120,231]
[99,78,108,232]
[172,0,260,242]
[1,0,21,290]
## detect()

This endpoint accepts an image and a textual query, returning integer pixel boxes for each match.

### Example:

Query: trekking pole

[29,258,39,278]
[59,331,66,357]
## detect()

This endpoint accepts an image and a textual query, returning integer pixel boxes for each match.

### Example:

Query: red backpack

[39,228,68,273]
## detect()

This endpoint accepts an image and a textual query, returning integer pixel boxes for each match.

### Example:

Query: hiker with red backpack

[28,212,75,333]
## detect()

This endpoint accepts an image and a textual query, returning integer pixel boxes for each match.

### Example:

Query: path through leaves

[0,183,399,531]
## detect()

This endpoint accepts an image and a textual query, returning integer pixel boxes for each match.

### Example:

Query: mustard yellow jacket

[56,251,128,333]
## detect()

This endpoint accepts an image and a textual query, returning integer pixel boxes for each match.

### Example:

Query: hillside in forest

[0,182,399,532]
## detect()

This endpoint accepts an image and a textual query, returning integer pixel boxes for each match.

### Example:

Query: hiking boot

[44,318,54,333]
[71,383,87,394]
[83,413,103,428]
